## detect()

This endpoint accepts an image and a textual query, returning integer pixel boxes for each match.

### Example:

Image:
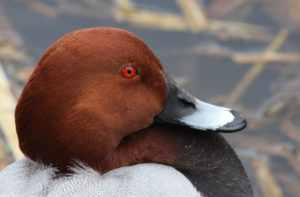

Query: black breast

[174,131,253,197]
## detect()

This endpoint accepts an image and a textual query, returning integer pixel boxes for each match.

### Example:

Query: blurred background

[0,0,299,196]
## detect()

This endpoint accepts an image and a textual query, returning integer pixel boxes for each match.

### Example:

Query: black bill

[154,73,246,132]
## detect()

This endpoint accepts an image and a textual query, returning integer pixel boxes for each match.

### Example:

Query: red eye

[121,66,137,79]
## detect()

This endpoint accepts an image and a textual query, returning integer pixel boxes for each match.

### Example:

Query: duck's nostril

[178,98,196,109]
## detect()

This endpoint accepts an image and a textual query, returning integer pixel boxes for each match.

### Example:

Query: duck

[0,27,253,197]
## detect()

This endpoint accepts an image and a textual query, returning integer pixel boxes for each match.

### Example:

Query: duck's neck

[99,125,253,197]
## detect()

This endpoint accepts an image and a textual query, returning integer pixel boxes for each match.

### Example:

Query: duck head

[15,27,251,196]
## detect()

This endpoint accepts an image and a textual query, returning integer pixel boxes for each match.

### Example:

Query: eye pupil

[121,65,137,79]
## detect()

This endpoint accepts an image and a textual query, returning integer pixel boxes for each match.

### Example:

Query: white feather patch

[0,158,202,197]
